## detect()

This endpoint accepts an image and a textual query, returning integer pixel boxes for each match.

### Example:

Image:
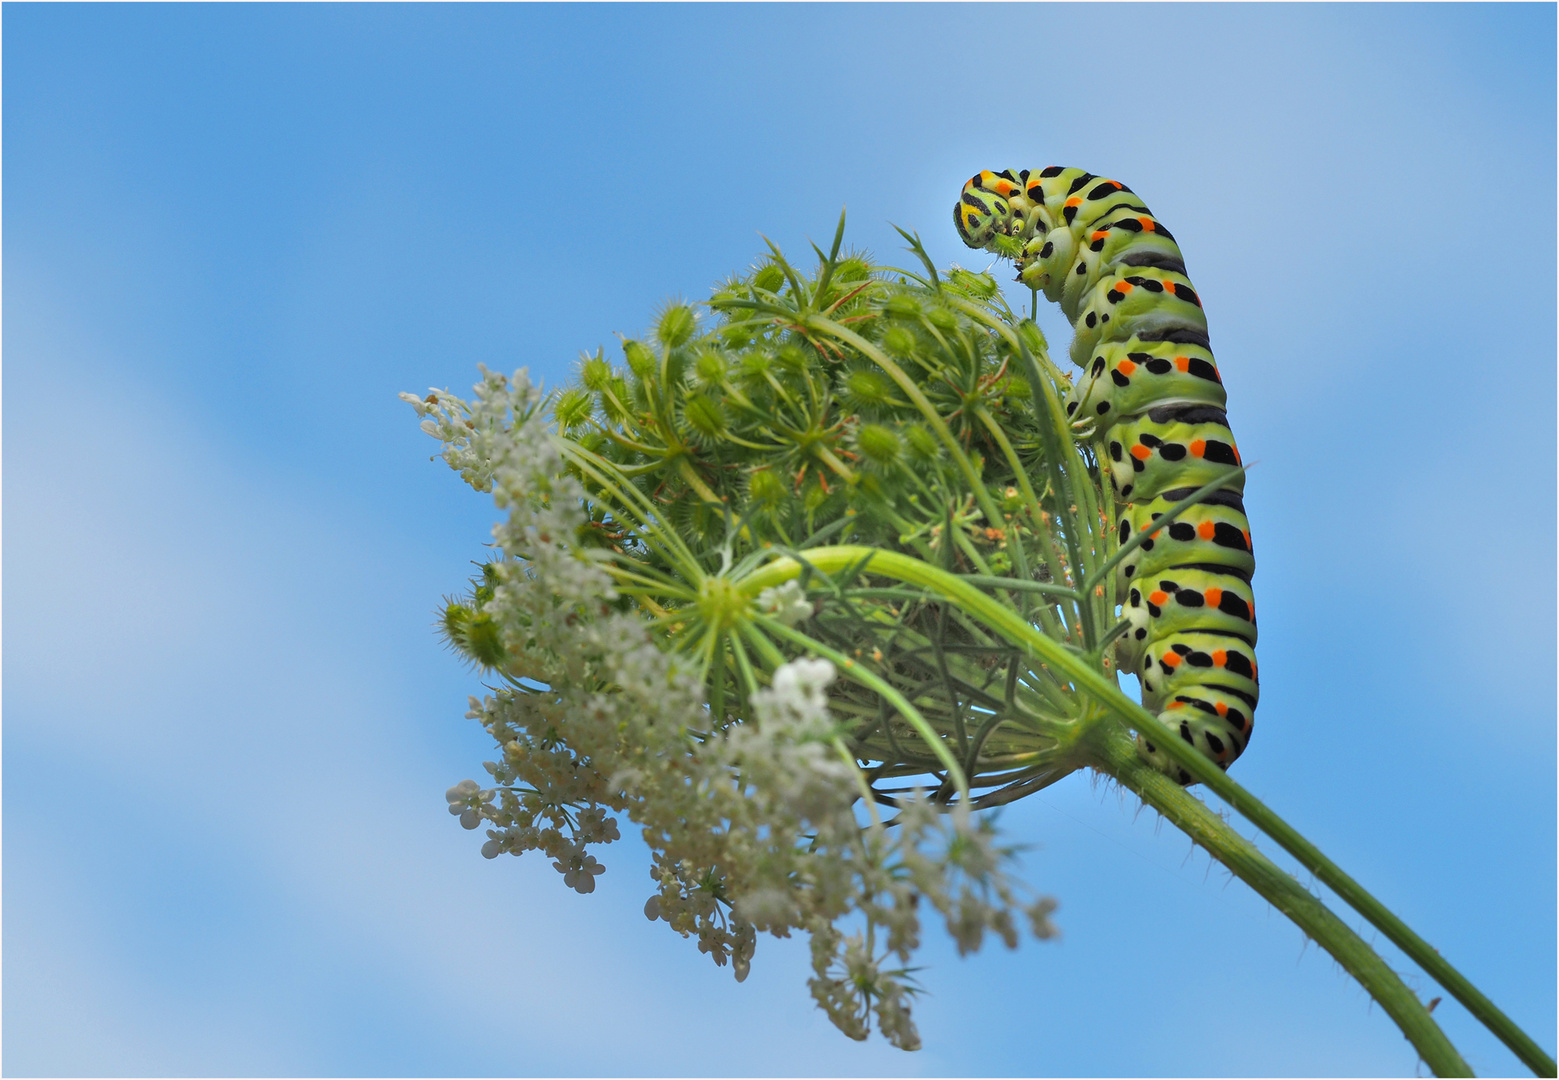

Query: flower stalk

[1091,725,1473,1077]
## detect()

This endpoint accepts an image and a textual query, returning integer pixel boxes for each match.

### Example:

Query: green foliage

[434,217,1129,808]
[563,245,1039,557]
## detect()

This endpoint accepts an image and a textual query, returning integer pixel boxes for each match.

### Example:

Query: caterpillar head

[955,184,1009,248]
[954,170,1029,249]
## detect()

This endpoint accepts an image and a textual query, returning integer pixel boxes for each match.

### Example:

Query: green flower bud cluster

[551,251,1045,567]
[434,220,1113,808]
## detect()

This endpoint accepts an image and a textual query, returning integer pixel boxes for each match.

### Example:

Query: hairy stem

[1091,725,1471,1077]
[740,545,1553,1074]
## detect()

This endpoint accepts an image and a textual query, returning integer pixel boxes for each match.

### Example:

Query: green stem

[1158,754,1559,1078]
[1011,333,1100,645]
[1092,726,1472,1077]
[740,545,1553,1076]
[957,574,1078,600]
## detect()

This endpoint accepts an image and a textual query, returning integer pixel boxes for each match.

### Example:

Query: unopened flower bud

[656,304,697,348]
[623,339,656,378]
[857,424,903,466]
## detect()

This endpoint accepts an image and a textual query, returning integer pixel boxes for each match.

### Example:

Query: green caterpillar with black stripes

[954,167,1256,783]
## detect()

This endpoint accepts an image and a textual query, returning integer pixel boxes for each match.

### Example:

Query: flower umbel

[408,328,1059,1049]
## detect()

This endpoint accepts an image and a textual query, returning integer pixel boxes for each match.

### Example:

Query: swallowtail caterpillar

[955,167,1256,782]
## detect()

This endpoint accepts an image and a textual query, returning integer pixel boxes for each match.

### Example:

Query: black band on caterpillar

[954,167,1256,783]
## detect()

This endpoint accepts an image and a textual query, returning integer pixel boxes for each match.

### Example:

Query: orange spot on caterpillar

[1197,521,1216,540]
[1174,356,1190,372]
[1117,359,1137,375]
[1091,230,1108,242]
[1130,445,1152,461]
[1160,652,1181,668]
[1149,591,1169,606]
[1204,587,1223,606]
[1138,216,1155,231]
[1168,700,1185,709]
[1243,530,1252,549]
[1065,197,1081,207]
[1215,701,1229,716]
[1190,439,1207,458]
[1115,280,1134,294]
[1150,529,1162,540]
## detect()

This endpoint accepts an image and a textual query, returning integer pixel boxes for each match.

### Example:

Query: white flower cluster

[407,369,1058,1050]
[755,580,813,628]
[399,365,535,495]
[444,778,492,831]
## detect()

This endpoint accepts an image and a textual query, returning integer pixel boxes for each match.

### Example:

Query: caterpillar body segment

[1069,339,1226,426]
[1117,487,1254,590]
[1138,630,1259,706]
[954,166,1256,783]
[1121,568,1256,659]
[1070,269,1208,369]
[1104,404,1243,503]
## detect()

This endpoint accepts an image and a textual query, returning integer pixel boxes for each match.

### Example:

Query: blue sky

[5,4,1553,1076]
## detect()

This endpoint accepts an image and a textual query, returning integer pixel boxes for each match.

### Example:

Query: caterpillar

[954,167,1256,783]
